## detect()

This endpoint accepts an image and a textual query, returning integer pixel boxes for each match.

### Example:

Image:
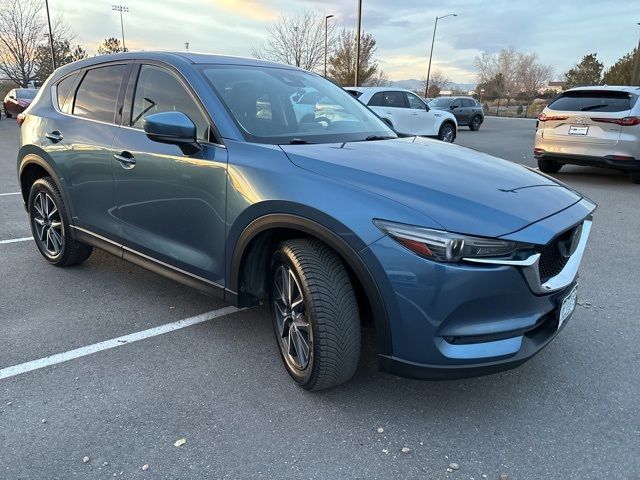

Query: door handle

[114,152,136,169]
[45,131,63,143]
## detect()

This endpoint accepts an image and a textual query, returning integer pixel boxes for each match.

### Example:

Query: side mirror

[424,103,430,112]
[142,111,202,155]
[450,104,458,110]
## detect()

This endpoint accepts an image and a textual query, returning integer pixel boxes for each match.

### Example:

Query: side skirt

[72,226,228,301]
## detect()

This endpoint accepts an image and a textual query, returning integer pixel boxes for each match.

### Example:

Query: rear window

[548,90,636,112]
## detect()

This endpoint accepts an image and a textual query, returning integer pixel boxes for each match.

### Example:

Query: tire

[438,122,456,142]
[469,115,482,131]
[537,158,562,174]
[631,171,640,184]
[269,239,360,391]
[28,176,93,267]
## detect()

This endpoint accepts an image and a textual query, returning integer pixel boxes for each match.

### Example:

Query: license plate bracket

[569,125,589,135]
[558,284,578,329]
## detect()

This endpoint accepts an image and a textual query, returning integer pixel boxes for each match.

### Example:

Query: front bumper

[365,199,595,380]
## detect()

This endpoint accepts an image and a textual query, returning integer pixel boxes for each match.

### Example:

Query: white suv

[346,87,458,142]
[534,86,640,184]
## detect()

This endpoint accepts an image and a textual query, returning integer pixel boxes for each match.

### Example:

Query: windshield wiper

[363,135,396,141]
[288,138,314,144]
[580,104,609,111]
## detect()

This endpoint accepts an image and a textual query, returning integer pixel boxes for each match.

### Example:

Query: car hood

[280,137,582,238]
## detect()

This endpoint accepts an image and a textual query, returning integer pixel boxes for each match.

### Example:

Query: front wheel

[28,177,93,266]
[537,158,562,174]
[270,239,360,391]
[438,123,456,142]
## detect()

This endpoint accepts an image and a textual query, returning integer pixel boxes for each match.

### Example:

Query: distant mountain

[388,79,477,93]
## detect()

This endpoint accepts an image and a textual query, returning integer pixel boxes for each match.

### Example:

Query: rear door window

[548,91,636,112]
[73,65,126,123]
[382,91,408,108]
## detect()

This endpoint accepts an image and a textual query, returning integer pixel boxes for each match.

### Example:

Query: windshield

[16,89,37,99]
[429,97,453,108]
[200,65,396,144]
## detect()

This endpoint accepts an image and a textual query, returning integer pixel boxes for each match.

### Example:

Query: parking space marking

[0,236,32,244]
[0,192,21,196]
[0,306,239,380]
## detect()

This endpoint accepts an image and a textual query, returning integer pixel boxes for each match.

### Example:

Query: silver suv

[534,86,640,184]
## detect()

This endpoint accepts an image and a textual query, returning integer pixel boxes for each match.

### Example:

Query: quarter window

[131,65,209,141]
[56,73,78,113]
[73,65,126,123]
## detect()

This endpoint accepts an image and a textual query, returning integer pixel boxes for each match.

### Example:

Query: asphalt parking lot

[1,116,638,479]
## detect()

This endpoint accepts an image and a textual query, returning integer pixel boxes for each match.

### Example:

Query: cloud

[212,0,277,21]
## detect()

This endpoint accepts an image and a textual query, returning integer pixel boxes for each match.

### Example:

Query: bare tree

[251,10,333,72]
[328,29,384,87]
[518,54,552,95]
[422,70,450,97]
[0,0,45,87]
[369,69,389,87]
[475,47,521,104]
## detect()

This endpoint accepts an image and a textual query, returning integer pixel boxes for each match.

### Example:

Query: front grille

[534,227,575,283]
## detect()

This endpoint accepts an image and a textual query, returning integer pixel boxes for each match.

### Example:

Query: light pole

[354,0,362,86]
[424,13,457,97]
[112,5,129,51]
[324,14,334,78]
[44,0,56,70]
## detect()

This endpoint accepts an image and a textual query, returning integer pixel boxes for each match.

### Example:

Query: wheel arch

[18,147,75,227]
[228,211,392,357]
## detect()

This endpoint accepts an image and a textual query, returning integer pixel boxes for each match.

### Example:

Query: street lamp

[44,0,56,70]
[112,5,129,51]
[424,13,457,97]
[324,14,334,78]
[354,0,362,86]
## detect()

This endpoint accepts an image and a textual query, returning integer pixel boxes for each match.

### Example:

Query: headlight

[373,219,532,263]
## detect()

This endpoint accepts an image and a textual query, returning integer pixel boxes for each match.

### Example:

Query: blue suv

[17,52,595,390]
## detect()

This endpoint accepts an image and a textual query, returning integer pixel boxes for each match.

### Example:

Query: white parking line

[0,192,21,196]
[0,306,239,380]
[0,237,32,245]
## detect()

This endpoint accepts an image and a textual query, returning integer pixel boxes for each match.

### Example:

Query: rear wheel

[270,239,360,391]
[631,171,640,184]
[438,122,456,142]
[28,177,93,267]
[469,115,482,131]
[538,158,562,174]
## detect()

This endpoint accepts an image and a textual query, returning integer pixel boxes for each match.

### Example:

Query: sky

[50,0,638,84]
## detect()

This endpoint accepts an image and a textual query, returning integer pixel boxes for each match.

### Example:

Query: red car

[2,88,37,119]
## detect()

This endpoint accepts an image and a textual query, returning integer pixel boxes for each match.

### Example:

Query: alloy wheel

[442,125,454,142]
[32,191,64,257]
[472,117,481,129]
[272,264,312,370]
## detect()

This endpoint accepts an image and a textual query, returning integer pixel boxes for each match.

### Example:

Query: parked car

[345,87,458,142]
[429,96,484,130]
[3,88,38,119]
[534,86,640,184]
[18,52,595,390]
